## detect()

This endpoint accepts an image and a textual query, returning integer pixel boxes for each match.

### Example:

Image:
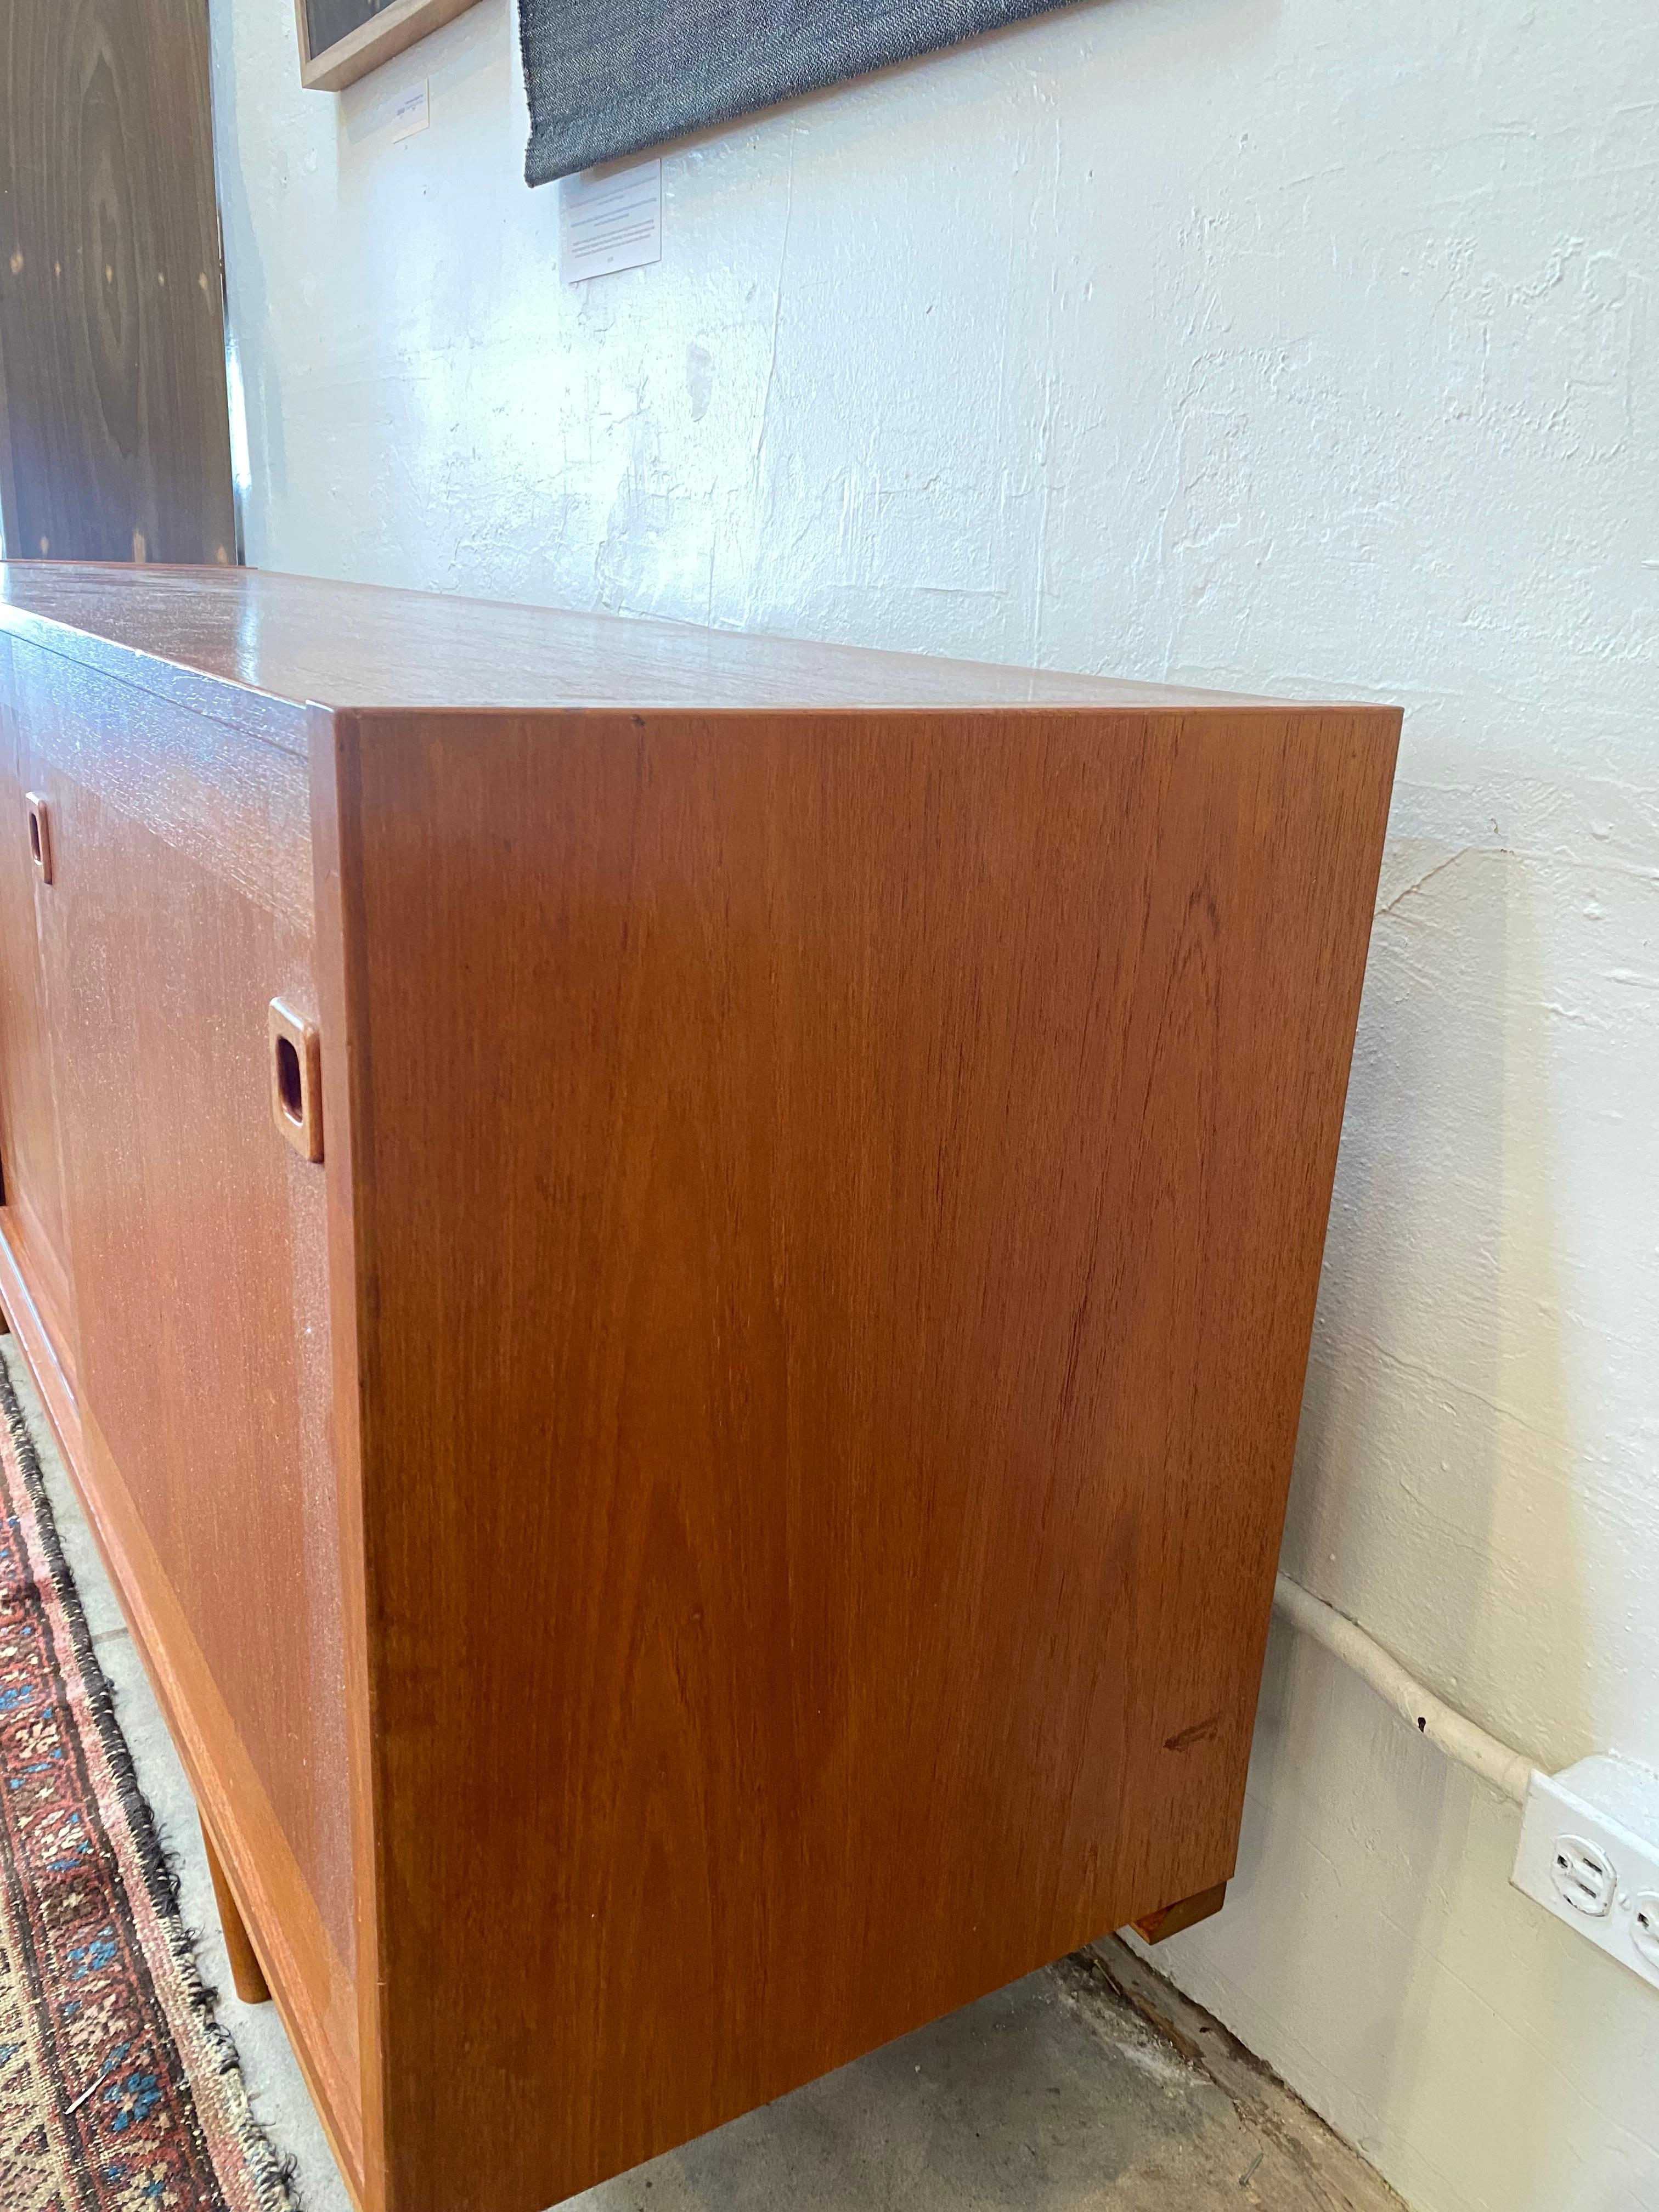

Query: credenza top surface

[0,565,1351,754]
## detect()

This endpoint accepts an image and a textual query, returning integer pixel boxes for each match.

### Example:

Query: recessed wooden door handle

[268,999,323,1163]
[24,793,51,884]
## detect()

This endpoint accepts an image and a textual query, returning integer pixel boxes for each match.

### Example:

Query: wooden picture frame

[295,0,484,92]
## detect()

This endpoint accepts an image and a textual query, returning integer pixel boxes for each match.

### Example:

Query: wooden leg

[1132,1880,1228,1944]
[201,1820,272,2004]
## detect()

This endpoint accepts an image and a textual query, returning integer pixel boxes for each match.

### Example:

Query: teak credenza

[0,563,1399,2212]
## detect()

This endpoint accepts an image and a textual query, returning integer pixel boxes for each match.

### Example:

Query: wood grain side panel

[22,658,354,1983]
[71,1393,364,2193]
[308,705,387,2212]
[0,637,78,1372]
[0,1214,364,2190]
[7,635,314,934]
[0,1210,83,1469]
[338,704,1398,2212]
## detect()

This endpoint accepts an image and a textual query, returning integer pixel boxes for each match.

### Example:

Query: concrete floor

[4,1342,1404,2212]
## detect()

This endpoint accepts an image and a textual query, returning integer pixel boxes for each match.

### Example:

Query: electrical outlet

[1513,1755,1659,1989]
[1549,1835,1616,1917]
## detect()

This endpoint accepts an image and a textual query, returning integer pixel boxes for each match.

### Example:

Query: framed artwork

[521,0,1077,185]
[296,0,484,92]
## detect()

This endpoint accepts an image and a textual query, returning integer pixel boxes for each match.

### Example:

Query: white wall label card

[391,81,430,141]
[560,159,662,284]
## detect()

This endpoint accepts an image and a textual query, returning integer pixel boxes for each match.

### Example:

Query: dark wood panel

[0,3,235,563]
[326,700,1399,2212]
[21,654,354,1983]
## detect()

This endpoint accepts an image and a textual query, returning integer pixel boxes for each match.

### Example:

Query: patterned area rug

[0,1359,296,2209]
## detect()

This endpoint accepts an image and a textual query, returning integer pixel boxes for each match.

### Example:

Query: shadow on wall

[1148,835,1611,2207]
[1296,836,1588,1753]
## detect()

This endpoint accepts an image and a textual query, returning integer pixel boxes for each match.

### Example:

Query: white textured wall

[208,3,1659,2207]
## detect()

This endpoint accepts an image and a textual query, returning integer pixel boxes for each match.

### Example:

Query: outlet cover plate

[1513,1754,1659,1989]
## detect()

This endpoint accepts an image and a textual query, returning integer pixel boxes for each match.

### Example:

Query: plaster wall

[207,3,1659,2206]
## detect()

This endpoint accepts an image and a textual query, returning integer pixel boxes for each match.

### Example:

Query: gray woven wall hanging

[521,1,1078,187]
